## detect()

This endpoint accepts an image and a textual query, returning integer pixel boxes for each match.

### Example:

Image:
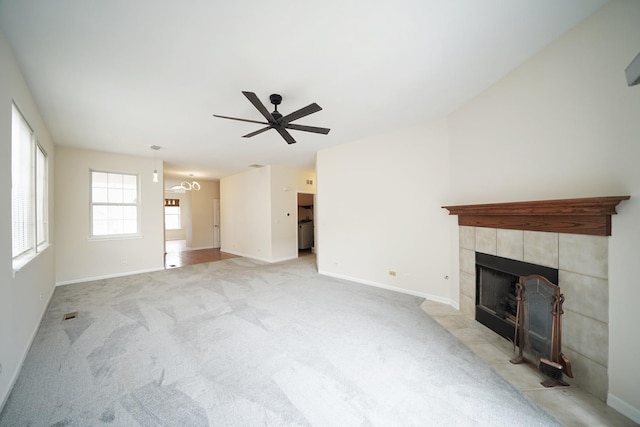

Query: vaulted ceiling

[0,0,606,180]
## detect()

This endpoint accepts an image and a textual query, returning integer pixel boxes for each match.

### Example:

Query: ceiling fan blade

[242,91,276,123]
[213,114,269,125]
[243,126,273,138]
[279,103,322,124]
[285,123,331,135]
[275,127,296,144]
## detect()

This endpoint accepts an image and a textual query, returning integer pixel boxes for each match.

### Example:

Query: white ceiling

[0,0,606,181]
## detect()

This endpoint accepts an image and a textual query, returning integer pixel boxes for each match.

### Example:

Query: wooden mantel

[443,196,630,236]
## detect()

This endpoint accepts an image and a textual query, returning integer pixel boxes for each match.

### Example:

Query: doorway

[213,199,221,248]
[297,192,315,256]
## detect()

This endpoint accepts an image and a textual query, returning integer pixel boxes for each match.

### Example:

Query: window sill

[12,243,51,277]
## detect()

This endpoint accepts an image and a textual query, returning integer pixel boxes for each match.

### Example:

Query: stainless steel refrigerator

[298,221,314,250]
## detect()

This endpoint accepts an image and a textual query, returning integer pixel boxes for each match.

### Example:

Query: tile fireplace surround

[443,196,629,401]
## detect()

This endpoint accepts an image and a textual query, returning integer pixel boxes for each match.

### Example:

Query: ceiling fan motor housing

[269,94,282,106]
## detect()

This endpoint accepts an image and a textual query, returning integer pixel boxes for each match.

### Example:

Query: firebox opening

[475,252,559,342]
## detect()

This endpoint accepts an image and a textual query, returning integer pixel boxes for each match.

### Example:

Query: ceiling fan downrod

[270,94,283,121]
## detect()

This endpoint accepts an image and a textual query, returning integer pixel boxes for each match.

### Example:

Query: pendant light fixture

[150,145,162,182]
[181,174,200,191]
[170,174,200,191]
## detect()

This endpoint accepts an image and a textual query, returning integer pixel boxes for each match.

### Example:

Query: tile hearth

[420,300,637,426]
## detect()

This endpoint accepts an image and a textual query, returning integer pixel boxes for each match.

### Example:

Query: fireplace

[475,252,558,343]
[443,196,630,400]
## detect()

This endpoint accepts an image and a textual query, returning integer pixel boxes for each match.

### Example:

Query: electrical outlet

[388,271,396,277]
[0,362,3,376]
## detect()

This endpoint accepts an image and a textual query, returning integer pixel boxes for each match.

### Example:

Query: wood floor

[164,240,314,269]
[165,243,239,269]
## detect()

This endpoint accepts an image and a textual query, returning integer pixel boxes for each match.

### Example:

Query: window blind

[11,104,35,259]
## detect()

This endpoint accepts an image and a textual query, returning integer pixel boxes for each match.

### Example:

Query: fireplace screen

[520,276,555,361]
[511,274,573,386]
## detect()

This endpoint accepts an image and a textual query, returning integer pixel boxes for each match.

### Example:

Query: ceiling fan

[213,91,330,145]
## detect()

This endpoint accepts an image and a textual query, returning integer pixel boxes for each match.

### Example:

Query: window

[36,145,48,247]
[91,171,139,237]
[164,198,181,230]
[12,103,48,270]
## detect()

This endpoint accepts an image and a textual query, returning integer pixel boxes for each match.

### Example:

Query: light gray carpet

[0,255,560,426]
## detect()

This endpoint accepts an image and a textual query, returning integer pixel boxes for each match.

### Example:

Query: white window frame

[12,102,49,272]
[36,143,49,250]
[89,170,141,239]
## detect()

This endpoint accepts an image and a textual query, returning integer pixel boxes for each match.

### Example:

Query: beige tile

[449,326,493,344]
[467,322,509,346]
[562,310,608,366]
[497,229,524,261]
[524,387,636,427]
[475,227,497,255]
[490,361,549,391]
[419,300,460,317]
[464,340,518,364]
[490,333,519,354]
[459,293,475,319]
[434,314,477,331]
[459,248,475,275]
[562,387,639,427]
[423,294,633,427]
[459,226,475,250]
[460,271,475,299]
[561,346,608,401]
[524,231,559,268]
[559,234,608,279]
[443,317,503,345]
[559,270,608,324]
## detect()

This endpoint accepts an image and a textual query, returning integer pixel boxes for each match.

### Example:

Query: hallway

[165,240,238,269]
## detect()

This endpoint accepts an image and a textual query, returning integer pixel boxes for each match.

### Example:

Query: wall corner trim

[607,392,640,424]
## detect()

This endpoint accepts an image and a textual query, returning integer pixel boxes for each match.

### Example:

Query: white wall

[0,31,56,410]
[55,146,165,284]
[271,165,316,262]
[221,165,315,262]
[316,120,455,303]
[447,0,640,420]
[190,180,220,250]
[220,166,272,260]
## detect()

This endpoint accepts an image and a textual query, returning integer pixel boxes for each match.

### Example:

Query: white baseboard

[0,285,55,413]
[269,255,299,263]
[318,270,458,308]
[607,393,640,424]
[220,249,297,264]
[55,267,165,286]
